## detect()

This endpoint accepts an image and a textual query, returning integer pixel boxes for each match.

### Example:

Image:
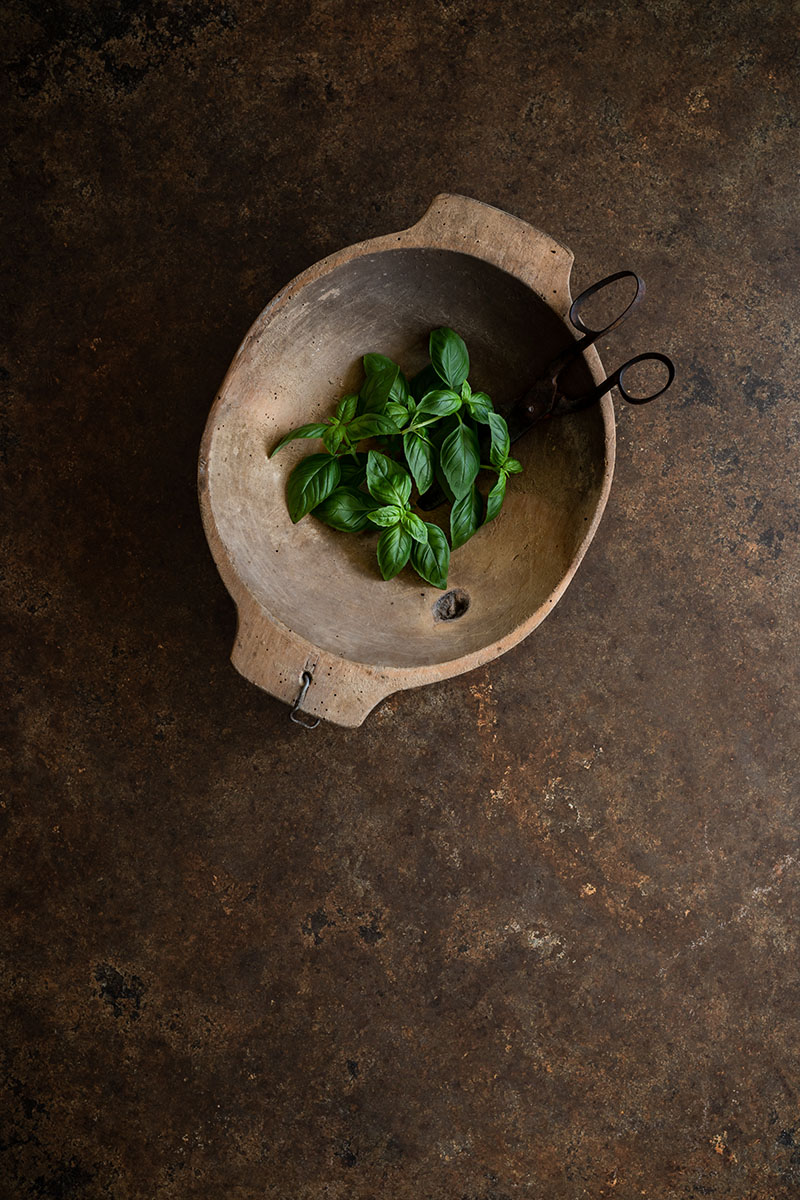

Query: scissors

[507,270,674,441]
[417,271,674,510]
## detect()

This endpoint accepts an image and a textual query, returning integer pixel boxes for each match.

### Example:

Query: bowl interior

[206,248,608,668]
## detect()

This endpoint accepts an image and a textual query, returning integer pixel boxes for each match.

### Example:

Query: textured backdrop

[3,2,799,1197]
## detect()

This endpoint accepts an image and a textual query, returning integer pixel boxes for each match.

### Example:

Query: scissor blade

[506,404,537,446]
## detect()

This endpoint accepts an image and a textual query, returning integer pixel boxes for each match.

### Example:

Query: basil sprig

[269,328,523,588]
[482,410,521,524]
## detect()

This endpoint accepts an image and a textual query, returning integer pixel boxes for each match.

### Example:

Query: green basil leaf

[286,454,341,523]
[488,411,511,468]
[366,450,412,507]
[363,353,399,376]
[465,394,493,424]
[377,524,412,580]
[428,413,458,449]
[385,400,411,426]
[336,394,359,422]
[390,371,410,405]
[416,389,462,419]
[450,484,483,549]
[440,423,480,499]
[360,363,399,414]
[430,327,469,389]
[269,422,328,457]
[314,486,378,532]
[403,431,434,495]
[461,379,472,401]
[486,472,507,523]
[348,413,401,440]
[505,457,523,475]
[410,523,450,589]
[367,504,402,527]
[323,424,346,455]
[338,453,368,486]
[401,511,429,544]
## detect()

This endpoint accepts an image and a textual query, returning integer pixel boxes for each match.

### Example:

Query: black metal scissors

[507,270,675,441]
[417,271,674,509]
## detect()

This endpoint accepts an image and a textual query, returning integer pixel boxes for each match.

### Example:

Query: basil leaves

[285,454,341,524]
[430,326,469,389]
[269,327,522,589]
[440,423,480,499]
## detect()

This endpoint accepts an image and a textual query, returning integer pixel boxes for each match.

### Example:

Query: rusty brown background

[3,2,799,1197]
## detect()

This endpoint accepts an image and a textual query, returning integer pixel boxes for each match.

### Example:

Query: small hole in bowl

[433,589,470,622]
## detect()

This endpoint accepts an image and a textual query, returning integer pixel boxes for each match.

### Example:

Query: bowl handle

[230,594,398,728]
[405,193,575,312]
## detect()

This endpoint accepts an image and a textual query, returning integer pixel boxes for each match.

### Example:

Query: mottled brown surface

[2,2,798,1198]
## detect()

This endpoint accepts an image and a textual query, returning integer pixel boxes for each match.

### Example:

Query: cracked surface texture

[2,1,799,1197]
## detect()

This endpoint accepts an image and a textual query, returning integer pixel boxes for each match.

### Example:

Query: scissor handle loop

[615,352,675,405]
[569,270,645,339]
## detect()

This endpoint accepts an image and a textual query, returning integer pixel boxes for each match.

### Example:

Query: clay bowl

[198,194,615,726]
